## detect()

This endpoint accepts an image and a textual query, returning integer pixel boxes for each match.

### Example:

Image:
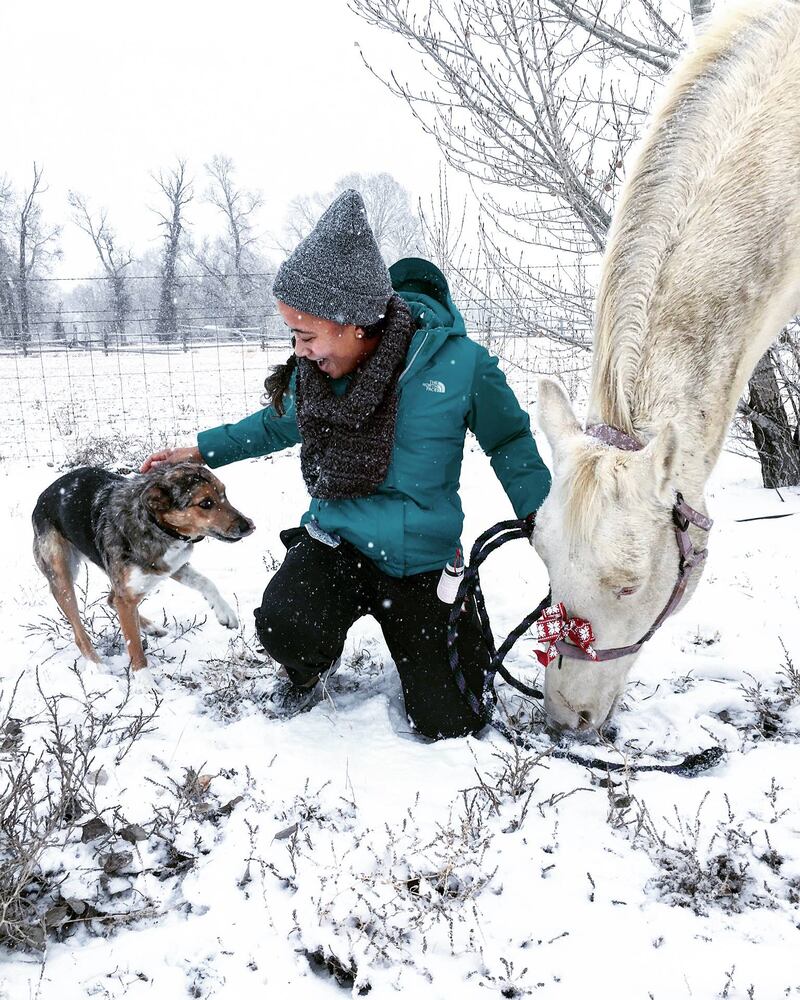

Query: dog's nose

[237,516,255,536]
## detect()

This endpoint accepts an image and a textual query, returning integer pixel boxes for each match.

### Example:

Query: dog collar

[147,511,204,545]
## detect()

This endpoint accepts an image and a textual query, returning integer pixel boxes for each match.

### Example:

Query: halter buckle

[680,547,708,572]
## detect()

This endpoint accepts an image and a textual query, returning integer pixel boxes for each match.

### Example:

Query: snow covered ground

[1,369,799,998]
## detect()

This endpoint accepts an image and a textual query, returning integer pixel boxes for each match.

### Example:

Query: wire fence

[0,274,593,465]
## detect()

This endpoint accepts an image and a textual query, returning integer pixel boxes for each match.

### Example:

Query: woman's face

[277,301,377,379]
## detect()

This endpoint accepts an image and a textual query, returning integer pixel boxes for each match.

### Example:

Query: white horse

[533,0,800,733]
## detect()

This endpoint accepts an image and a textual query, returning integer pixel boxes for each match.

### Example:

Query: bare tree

[152,160,193,339]
[0,246,18,341]
[13,164,60,345]
[283,171,423,264]
[68,192,133,341]
[0,177,19,341]
[351,0,680,349]
[202,155,264,328]
[351,0,683,256]
[336,172,423,262]
[418,165,467,273]
[352,0,800,486]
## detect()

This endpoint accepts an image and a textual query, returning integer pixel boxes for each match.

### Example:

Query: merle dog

[32,463,254,674]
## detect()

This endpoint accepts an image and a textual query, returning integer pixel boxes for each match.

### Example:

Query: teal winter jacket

[197,258,551,577]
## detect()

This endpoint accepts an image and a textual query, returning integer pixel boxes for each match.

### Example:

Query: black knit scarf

[294,294,414,499]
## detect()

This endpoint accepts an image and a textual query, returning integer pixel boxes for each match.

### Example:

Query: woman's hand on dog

[140,445,203,473]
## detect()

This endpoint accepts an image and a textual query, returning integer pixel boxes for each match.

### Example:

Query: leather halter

[555,424,713,662]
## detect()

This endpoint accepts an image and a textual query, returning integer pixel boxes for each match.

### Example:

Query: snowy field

[0,335,565,466]
[1,348,799,999]
[0,340,295,466]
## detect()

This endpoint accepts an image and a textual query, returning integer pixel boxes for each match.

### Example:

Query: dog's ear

[143,483,171,513]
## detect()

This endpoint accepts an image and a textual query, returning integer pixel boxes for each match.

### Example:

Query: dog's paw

[214,603,239,629]
[140,616,168,638]
[130,668,162,696]
[77,655,101,676]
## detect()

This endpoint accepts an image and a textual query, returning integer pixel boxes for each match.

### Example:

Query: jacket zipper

[399,331,430,383]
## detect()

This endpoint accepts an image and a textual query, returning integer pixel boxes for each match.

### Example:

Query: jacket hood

[389,258,466,337]
[390,258,466,382]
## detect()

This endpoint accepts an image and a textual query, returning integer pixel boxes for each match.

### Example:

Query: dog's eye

[198,498,215,510]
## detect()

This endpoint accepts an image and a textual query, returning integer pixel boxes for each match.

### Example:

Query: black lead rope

[446,517,725,778]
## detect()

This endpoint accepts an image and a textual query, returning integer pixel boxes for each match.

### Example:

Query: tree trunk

[18,230,30,344]
[747,349,800,488]
[156,244,179,338]
[0,277,19,341]
[690,0,714,28]
[111,274,128,342]
[232,236,246,328]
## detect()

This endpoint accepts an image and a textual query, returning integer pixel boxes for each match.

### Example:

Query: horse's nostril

[578,710,593,729]
[601,720,619,742]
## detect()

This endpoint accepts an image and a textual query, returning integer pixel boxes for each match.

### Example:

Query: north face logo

[423,379,446,393]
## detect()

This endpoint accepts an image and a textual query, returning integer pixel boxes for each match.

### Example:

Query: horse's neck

[587,274,800,496]
[582,1,800,496]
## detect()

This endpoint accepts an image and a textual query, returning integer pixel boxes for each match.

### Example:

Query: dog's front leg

[113,590,148,670]
[109,592,167,637]
[171,565,239,628]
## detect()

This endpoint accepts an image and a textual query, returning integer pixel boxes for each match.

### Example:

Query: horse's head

[532,378,692,735]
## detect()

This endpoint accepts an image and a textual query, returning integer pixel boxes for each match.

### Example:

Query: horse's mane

[590,0,800,433]
[562,448,608,546]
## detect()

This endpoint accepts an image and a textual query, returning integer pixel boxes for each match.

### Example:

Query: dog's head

[142,463,255,542]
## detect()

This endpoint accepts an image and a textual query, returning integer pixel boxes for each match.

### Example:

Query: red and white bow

[534,603,598,666]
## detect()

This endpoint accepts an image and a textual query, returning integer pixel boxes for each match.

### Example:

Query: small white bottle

[437,547,465,603]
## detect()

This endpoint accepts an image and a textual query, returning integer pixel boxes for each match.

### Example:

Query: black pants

[254,527,488,739]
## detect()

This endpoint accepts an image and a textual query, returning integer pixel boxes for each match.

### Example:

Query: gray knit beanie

[272,189,394,326]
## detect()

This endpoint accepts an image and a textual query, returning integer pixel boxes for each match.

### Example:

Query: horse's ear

[537,378,580,451]
[643,422,680,501]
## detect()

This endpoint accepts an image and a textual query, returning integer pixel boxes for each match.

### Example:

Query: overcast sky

[4,0,444,277]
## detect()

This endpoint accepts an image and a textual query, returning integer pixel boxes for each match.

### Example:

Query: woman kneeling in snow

[141,190,551,739]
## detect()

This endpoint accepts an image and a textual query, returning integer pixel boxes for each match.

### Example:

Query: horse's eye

[199,498,214,510]
[616,586,638,598]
